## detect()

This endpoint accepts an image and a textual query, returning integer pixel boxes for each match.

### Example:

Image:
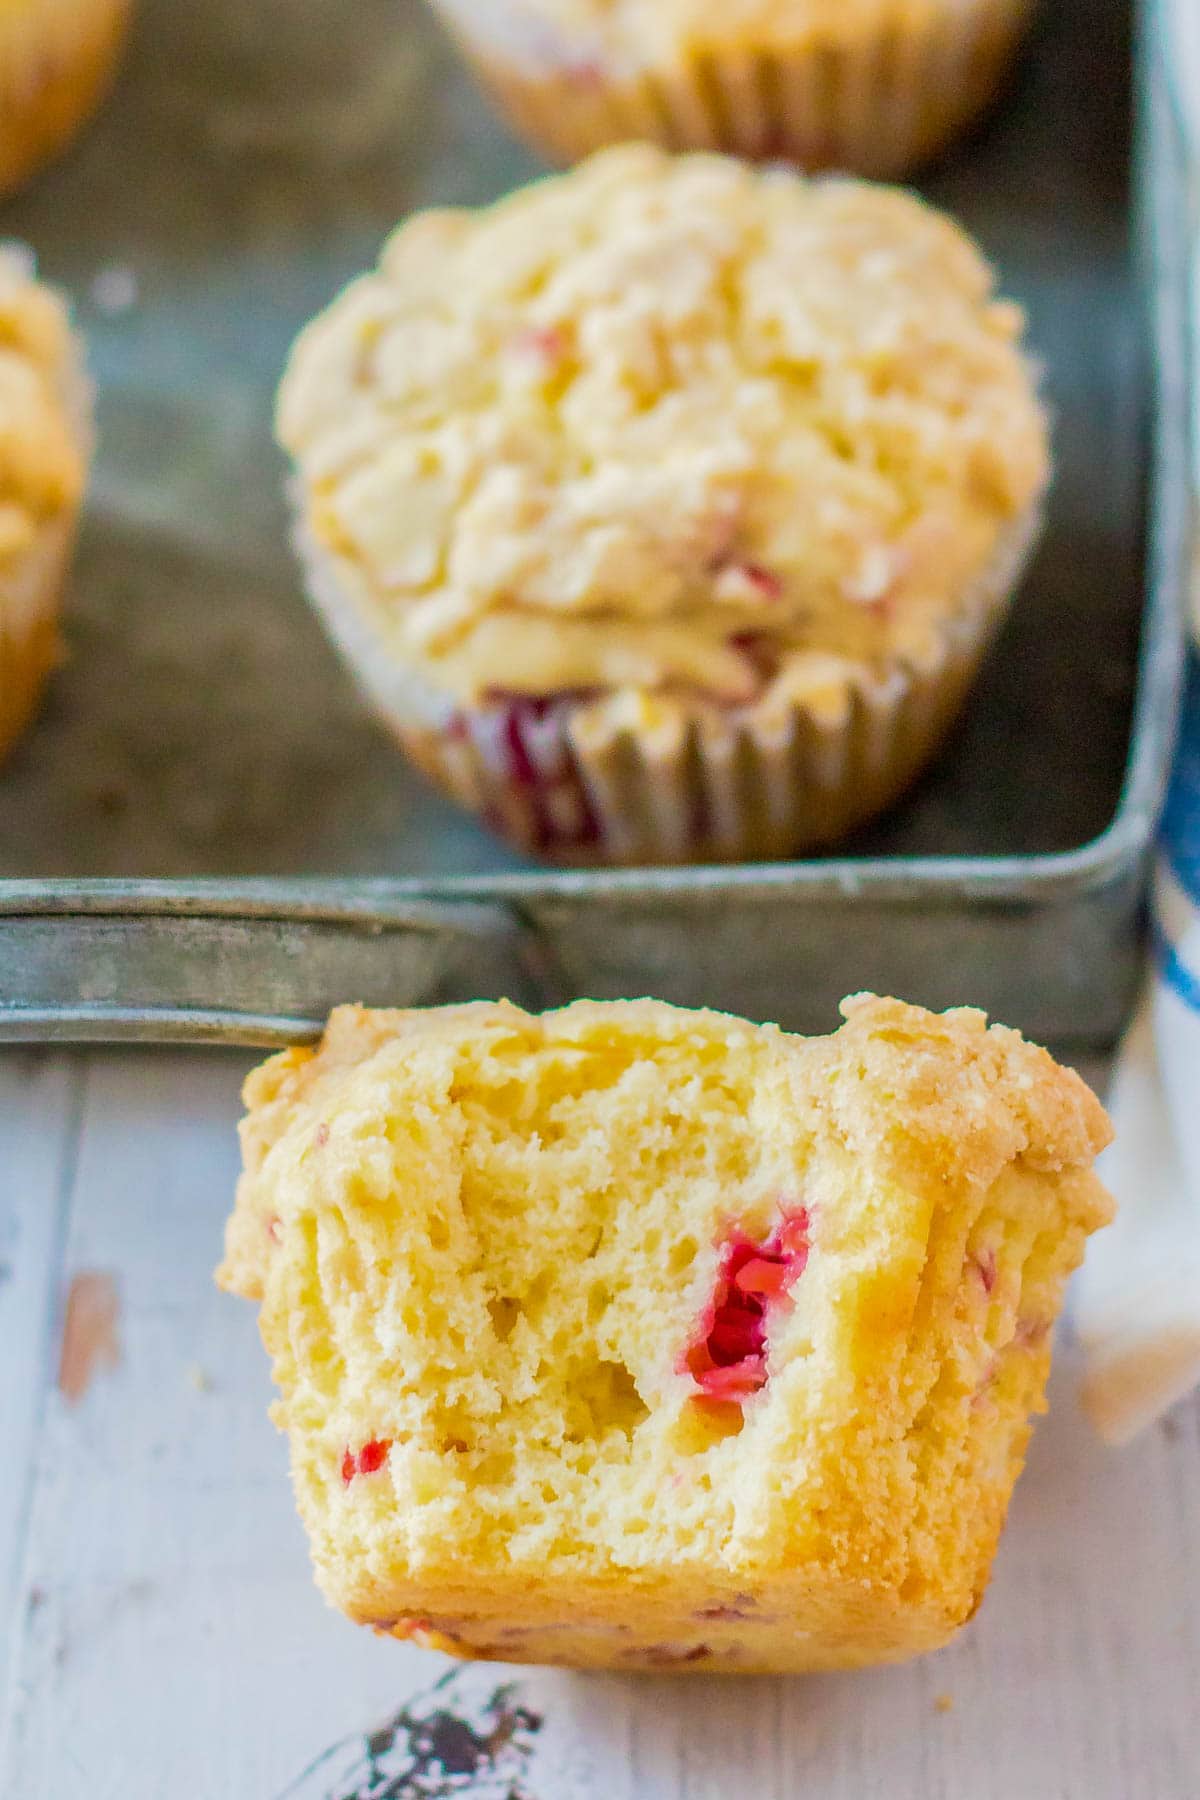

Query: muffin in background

[218,993,1113,1672]
[424,0,1034,177]
[0,0,130,196]
[0,247,90,761]
[277,146,1048,866]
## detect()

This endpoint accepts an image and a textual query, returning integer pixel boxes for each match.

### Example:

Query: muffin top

[0,249,86,563]
[279,146,1047,713]
[222,993,1112,1309]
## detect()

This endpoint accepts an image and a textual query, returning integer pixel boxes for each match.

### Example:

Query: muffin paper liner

[292,502,1040,866]
[426,0,1033,176]
[0,0,130,196]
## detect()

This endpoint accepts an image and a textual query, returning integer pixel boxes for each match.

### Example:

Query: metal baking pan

[0,0,1188,1048]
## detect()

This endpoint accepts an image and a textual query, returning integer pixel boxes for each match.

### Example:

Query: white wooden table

[2,1047,1198,1799]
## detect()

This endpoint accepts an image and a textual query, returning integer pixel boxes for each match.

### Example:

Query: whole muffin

[424,0,1034,176]
[0,248,89,761]
[278,146,1048,865]
[218,993,1112,1673]
[0,0,130,195]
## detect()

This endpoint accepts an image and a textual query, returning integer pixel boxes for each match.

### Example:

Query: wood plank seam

[0,1053,88,1765]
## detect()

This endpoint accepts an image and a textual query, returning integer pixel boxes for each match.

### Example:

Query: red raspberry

[683,1208,810,1402]
[738,562,783,600]
[975,1250,998,1294]
[341,1438,392,1485]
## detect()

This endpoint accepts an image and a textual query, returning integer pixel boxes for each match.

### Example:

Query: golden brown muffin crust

[218,995,1112,1673]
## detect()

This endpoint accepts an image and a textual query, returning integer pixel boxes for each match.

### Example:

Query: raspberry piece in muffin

[218,994,1112,1673]
[683,1210,811,1401]
[342,1439,392,1485]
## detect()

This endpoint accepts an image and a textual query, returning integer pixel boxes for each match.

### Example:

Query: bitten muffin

[218,994,1112,1673]
[424,0,1033,177]
[0,0,130,196]
[0,248,89,761]
[278,146,1048,864]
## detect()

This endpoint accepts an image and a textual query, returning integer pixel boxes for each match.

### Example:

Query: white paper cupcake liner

[291,502,1040,866]
[426,0,1034,176]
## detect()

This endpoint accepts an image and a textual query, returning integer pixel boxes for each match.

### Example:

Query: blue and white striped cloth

[1077,649,1200,1440]
[1074,0,1200,1441]
[1156,659,1200,1031]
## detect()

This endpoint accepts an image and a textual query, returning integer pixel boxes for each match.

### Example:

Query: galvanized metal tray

[0,0,1188,1047]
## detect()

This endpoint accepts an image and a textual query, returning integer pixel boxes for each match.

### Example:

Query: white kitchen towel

[1074,0,1200,1444]
[1076,652,1200,1440]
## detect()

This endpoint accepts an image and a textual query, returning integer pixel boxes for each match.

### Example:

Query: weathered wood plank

[0,1052,84,1708]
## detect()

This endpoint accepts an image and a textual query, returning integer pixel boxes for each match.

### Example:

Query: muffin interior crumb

[219,995,1112,1674]
[272,1013,814,1560]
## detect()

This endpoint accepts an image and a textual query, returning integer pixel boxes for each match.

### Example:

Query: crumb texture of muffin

[0,247,89,759]
[0,0,130,196]
[219,993,1112,1673]
[425,0,1034,175]
[279,148,1047,862]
